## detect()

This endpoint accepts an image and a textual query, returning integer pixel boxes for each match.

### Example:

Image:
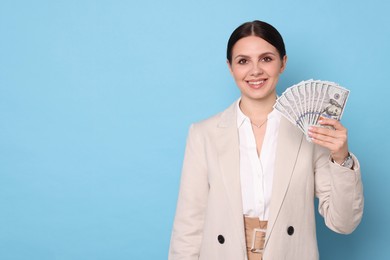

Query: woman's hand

[308,117,349,164]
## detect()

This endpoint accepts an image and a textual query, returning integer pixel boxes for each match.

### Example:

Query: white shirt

[237,101,281,220]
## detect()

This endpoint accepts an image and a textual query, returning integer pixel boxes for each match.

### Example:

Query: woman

[169,20,363,260]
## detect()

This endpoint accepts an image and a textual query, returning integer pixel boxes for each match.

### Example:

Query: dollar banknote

[274,79,350,141]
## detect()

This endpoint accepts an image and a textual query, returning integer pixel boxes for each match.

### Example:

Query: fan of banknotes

[274,79,350,140]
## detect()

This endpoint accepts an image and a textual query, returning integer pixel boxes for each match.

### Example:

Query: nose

[250,63,263,76]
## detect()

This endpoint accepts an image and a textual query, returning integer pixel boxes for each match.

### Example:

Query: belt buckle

[250,228,266,253]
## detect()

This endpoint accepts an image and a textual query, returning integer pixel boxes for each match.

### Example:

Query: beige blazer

[169,100,363,260]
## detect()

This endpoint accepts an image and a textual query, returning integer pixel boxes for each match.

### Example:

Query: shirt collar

[236,98,280,129]
[236,99,248,129]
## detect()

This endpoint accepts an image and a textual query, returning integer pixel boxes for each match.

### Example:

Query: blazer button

[287,226,294,236]
[217,235,225,244]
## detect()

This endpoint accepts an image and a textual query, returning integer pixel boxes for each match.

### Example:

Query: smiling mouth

[247,79,266,88]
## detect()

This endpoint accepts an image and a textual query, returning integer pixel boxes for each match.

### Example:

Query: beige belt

[244,216,268,260]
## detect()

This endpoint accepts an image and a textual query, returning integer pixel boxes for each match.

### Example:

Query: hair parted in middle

[227,20,286,64]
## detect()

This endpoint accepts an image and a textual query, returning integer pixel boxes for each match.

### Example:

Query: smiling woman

[168,20,364,260]
[227,35,287,157]
[227,36,287,134]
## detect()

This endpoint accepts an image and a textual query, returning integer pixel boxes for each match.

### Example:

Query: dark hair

[227,20,286,64]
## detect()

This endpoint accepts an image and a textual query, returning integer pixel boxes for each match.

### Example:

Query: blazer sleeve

[169,124,209,259]
[314,146,364,234]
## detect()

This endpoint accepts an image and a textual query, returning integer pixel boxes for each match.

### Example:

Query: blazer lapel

[265,117,304,245]
[215,102,304,251]
[215,101,247,254]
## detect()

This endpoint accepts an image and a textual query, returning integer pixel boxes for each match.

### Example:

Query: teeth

[248,80,264,85]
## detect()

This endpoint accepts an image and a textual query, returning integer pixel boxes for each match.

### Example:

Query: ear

[227,59,234,75]
[280,55,288,73]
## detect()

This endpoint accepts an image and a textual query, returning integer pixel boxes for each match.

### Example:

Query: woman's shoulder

[190,100,238,132]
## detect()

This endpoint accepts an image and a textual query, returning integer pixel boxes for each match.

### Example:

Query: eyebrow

[233,52,277,61]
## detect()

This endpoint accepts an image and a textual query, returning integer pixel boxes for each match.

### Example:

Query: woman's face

[228,36,287,103]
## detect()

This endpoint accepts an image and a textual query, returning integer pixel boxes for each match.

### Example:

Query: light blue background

[1,0,389,259]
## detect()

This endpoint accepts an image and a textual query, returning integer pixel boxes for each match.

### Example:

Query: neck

[239,95,276,121]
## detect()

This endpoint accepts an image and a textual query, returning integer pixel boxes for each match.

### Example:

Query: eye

[238,59,248,64]
[261,56,273,62]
